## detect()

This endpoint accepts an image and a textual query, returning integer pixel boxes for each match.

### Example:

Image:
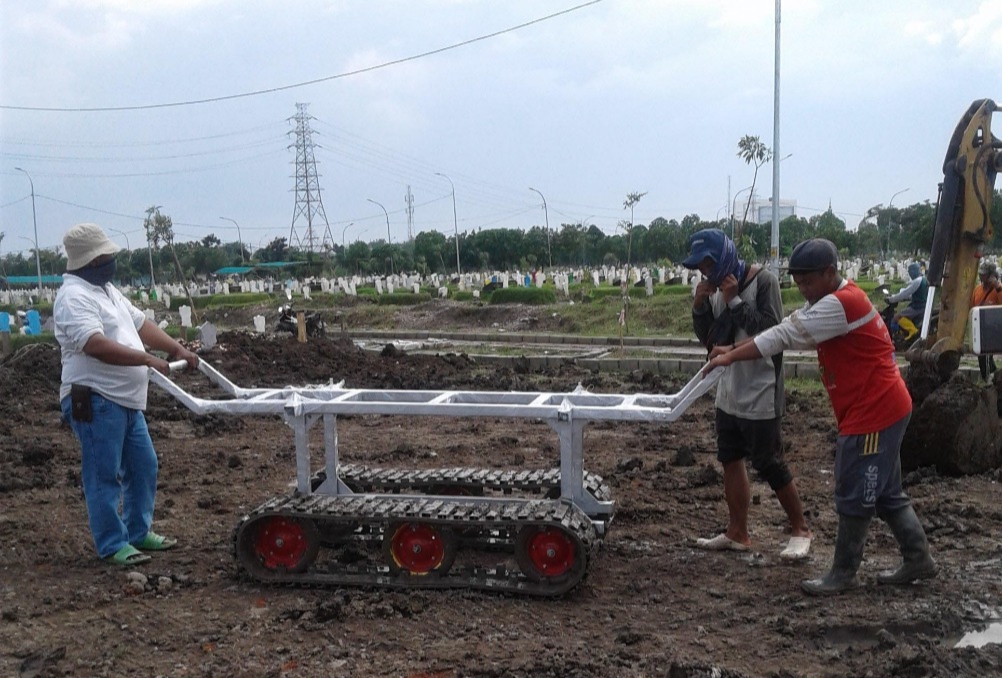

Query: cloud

[53,0,221,15]
[903,20,944,46]
[952,0,1002,58]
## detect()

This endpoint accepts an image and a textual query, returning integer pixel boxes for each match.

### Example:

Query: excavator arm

[907,99,1002,375]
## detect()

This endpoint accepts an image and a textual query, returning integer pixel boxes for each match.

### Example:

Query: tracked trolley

[152,361,721,596]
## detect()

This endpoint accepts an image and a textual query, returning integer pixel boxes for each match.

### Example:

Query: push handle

[168,359,191,373]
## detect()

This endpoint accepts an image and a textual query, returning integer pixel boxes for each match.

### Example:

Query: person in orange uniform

[970,261,1002,381]
[702,239,937,595]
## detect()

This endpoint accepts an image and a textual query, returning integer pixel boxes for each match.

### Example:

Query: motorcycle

[879,290,938,352]
[277,303,326,338]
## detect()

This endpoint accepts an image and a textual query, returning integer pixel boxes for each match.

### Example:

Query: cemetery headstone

[197,322,217,350]
[25,310,41,336]
[253,315,266,333]
[179,305,193,328]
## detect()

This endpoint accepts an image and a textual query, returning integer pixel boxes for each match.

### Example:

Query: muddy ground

[2,328,1002,678]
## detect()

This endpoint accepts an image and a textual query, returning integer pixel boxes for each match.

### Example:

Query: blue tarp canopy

[213,261,310,276]
[3,275,65,286]
[213,266,255,275]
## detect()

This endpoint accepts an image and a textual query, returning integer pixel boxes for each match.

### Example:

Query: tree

[258,237,289,263]
[0,231,6,278]
[201,234,222,248]
[414,231,447,273]
[622,191,647,268]
[736,135,773,239]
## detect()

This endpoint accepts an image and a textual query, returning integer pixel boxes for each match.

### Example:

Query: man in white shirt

[55,223,198,567]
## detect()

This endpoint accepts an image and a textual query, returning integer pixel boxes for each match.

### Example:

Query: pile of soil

[902,363,1002,474]
[2,334,1002,678]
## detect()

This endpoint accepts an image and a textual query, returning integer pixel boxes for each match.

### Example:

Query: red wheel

[239,515,319,575]
[515,526,581,582]
[384,522,455,576]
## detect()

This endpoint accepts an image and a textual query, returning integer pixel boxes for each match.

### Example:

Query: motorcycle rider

[971,261,1002,381]
[886,262,928,341]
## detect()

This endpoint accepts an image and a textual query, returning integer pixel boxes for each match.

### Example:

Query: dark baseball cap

[681,228,727,269]
[786,238,838,274]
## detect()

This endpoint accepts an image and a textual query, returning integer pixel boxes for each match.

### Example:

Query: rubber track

[234,493,601,596]
[336,464,613,506]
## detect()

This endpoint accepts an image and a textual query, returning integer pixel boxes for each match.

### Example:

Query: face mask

[74,259,117,287]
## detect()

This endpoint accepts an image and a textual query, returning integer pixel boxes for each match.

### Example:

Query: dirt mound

[903,366,1002,475]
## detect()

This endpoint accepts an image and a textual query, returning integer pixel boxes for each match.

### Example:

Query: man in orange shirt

[703,239,937,595]
[970,261,1002,381]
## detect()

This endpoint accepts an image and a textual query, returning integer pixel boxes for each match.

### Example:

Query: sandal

[105,544,152,567]
[133,532,177,551]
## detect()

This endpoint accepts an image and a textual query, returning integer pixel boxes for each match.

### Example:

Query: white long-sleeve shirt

[54,275,150,410]
[754,279,875,357]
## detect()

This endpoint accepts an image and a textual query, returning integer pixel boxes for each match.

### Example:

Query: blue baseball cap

[682,228,727,269]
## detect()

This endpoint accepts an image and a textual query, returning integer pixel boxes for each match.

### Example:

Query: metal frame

[152,362,722,525]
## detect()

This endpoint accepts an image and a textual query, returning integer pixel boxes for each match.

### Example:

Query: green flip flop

[133,532,178,551]
[105,544,152,567]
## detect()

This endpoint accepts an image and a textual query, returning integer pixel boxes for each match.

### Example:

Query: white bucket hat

[63,223,121,271]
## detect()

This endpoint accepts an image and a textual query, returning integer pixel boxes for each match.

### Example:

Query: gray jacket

[692,267,785,420]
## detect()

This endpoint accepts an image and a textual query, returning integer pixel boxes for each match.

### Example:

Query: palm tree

[736,135,773,239]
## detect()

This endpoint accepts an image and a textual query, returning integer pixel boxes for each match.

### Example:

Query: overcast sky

[1,0,1000,258]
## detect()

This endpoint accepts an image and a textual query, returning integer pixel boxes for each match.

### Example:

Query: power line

[0,121,288,148]
[1,136,288,163]
[17,148,285,178]
[0,195,31,209]
[0,1,603,113]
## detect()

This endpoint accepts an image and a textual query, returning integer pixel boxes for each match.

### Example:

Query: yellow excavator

[900,98,1002,474]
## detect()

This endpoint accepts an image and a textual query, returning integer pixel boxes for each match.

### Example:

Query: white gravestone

[253,315,266,333]
[179,305,193,328]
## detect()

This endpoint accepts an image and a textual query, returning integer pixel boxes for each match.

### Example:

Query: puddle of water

[954,622,1002,649]
[824,622,938,650]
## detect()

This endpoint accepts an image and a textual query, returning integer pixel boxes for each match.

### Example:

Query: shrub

[488,287,556,305]
[376,292,432,306]
[10,333,57,351]
[167,292,272,311]
[162,326,200,341]
[586,286,649,302]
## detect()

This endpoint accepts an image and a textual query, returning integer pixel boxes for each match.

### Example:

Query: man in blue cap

[703,238,936,595]
[682,228,812,560]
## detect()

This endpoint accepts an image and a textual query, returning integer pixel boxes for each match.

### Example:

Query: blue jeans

[61,393,158,558]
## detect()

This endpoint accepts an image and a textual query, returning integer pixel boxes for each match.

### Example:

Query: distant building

[752,198,797,224]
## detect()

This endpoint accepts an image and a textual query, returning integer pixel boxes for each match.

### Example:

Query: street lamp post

[219,217,245,264]
[366,199,394,276]
[107,228,130,253]
[341,222,355,247]
[528,187,552,268]
[13,168,43,296]
[435,173,461,277]
[884,188,910,256]
[731,185,754,239]
[145,205,162,291]
[889,188,910,208]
